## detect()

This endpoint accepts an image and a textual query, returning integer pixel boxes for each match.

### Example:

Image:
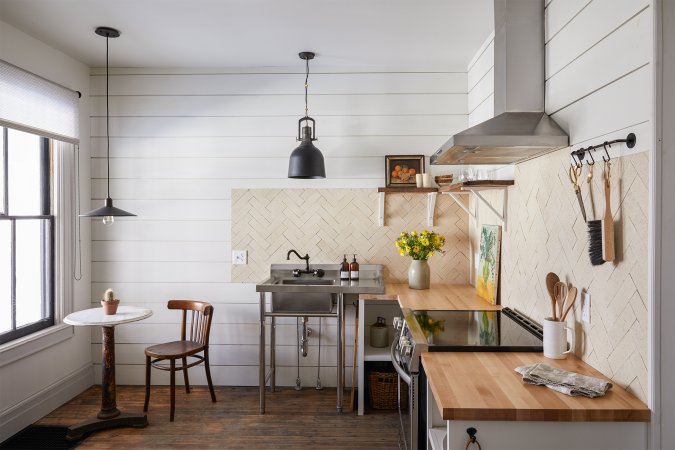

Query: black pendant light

[288,52,326,179]
[81,26,135,225]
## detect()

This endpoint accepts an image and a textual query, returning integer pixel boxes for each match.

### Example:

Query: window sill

[0,323,74,368]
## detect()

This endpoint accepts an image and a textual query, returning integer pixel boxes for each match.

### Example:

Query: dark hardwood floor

[37,386,401,449]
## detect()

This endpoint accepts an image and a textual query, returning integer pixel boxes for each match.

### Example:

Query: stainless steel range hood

[431,0,569,165]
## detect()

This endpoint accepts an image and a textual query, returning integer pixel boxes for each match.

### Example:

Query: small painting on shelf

[385,155,425,187]
[476,224,502,305]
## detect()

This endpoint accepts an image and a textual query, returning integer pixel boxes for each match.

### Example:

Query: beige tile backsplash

[473,150,649,402]
[231,189,470,284]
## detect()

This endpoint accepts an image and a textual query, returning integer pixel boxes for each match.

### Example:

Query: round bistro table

[64,305,152,440]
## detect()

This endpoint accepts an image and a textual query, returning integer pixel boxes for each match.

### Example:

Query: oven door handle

[390,335,412,385]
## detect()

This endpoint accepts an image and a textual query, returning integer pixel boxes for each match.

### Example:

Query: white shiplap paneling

[467,34,495,127]
[91,68,465,387]
[545,0,650,78]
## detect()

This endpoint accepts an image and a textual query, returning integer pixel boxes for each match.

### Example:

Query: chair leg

[182,357,190,393]
[144,355,151,412]
[204,349,216,402]
[170,359,176,422]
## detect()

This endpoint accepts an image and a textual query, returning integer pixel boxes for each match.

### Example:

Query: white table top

[64,305,153,327]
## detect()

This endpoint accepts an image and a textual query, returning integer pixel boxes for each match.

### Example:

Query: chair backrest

[167,300,214,346]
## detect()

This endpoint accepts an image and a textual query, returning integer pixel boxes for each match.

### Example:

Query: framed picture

[476,224,502,305]
[385,155,425,187]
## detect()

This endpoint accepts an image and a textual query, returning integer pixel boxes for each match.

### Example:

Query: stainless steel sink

[278,279,335,285]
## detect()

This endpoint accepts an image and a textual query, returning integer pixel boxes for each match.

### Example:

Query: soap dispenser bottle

[340,255,350,280]
[349,254,359,280]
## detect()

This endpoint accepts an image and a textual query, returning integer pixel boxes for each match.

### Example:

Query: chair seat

[145,340,204,359]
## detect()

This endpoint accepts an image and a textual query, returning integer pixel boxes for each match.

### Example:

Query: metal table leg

[336,292,344,413]
[259,292,266,414]
[270,316,276,392]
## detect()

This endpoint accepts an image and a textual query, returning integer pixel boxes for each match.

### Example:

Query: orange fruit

[394,165,401,172]
[392,170,399,178]
[409,168,416,175]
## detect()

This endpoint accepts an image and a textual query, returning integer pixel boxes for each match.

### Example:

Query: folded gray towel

[515,363,612,398]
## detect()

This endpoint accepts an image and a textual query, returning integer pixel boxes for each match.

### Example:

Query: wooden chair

[143,300,216,421]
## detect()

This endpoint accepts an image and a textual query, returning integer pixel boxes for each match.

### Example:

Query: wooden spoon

[546,272,560,320]
[553,281,568,321]
[561,286,578,322]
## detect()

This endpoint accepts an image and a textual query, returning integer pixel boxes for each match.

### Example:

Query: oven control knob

[401,344,413,357]
[393,317,403,330]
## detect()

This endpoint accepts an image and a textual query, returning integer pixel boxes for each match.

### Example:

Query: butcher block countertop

[422,352,650,422]
[359,283,501,311]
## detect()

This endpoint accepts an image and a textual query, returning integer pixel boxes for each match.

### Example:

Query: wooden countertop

[422,352,650,422]
[360,283,501,311]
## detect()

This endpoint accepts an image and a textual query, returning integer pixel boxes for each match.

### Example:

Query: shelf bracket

[468,187,508,232]
[427,192,437,227]
[445,192,475,221]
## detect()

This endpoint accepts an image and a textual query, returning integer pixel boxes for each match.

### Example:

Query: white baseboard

[0,363,93,441]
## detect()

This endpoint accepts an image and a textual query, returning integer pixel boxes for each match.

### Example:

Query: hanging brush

[586,159,605,266]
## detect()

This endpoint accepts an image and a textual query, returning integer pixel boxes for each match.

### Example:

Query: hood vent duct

[431,0,569,166]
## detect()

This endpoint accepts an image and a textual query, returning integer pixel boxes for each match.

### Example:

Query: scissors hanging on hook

[569,163,587,222]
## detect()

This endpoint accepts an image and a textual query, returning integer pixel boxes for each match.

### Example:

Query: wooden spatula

[546,272,560,320]
[561,286,578,321]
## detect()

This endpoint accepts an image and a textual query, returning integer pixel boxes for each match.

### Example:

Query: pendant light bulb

[80,27,136,222]
[288,51,326,179]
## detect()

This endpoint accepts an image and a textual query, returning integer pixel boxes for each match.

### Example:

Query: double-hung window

[0,127,54,345]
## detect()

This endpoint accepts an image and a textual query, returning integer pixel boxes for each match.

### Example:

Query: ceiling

[0,0,493,70]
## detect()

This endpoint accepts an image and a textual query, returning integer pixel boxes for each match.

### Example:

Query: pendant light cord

[304,57,309,117]
[105,35,111,199]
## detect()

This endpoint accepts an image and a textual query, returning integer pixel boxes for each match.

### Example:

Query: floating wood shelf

[377,187,438,193]
[437,180,514,193]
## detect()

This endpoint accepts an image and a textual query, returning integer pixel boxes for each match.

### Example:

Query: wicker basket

[368,370,407,410]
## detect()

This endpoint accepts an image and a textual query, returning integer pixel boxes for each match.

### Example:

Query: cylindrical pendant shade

[288,140,326,179]
[80,198,136,217]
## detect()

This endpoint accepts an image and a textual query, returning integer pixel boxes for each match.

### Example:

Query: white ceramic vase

[408,259,430,290]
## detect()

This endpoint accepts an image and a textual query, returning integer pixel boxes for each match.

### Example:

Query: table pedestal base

[66,411,148,441]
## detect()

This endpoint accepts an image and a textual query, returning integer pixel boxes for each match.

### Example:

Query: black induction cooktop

[411,307,543,351]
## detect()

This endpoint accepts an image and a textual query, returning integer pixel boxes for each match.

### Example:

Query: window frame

[0,127,55,345]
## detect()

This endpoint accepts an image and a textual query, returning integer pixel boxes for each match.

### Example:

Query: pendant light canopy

[288,52,326,179]
[81,26,135,225]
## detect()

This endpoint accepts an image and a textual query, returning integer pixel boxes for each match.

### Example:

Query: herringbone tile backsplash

[474,151,649,402]
[232,189,470,284]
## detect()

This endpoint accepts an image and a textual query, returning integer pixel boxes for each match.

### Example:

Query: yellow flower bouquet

[394,230,446,260]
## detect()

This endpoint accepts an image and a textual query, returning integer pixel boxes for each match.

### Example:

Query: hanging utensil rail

[570,133,637,166]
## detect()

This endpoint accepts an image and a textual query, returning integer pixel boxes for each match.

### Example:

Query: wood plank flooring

[36,386,401,449]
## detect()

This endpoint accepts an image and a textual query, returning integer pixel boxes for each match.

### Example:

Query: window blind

[0,59,80,144]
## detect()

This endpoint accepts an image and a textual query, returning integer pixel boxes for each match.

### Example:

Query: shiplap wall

[467,32,495,127]
[89,67,468,386]
[472,0,653,402]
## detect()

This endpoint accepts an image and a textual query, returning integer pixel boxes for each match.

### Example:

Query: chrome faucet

[286,249,324,277]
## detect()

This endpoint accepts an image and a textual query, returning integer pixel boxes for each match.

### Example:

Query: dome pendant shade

[80,197,136,218]
[289,51,326,179]
[289,122,326,179]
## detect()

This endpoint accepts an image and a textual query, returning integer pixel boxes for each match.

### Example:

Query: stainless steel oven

[391,307,543,450]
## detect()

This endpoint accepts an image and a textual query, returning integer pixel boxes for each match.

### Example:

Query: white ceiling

[0,0,493,70]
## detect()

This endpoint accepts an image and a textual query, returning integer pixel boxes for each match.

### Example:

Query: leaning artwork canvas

[476,224,502,305]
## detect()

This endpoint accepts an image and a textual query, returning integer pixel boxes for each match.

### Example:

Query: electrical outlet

[582,290,591,323]
[232,250,247,265]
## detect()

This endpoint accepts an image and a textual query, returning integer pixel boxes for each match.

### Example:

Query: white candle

[416,174,423,187]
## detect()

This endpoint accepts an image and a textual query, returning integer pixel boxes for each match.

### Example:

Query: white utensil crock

[543,318,574,359]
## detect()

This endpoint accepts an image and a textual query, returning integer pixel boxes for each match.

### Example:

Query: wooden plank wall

[89,67,469,386]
